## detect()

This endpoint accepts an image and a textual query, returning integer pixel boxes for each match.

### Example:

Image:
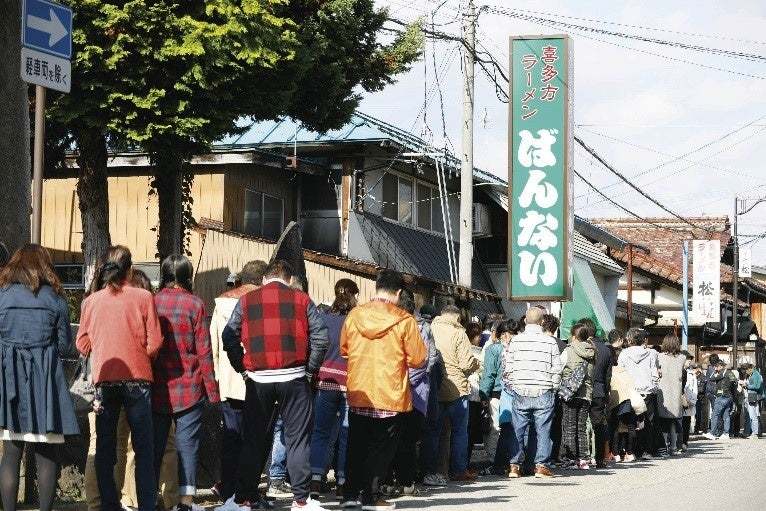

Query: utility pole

[458,0,476,288]
[682,240,689,351]
[732,196,739,367]
[31,85,46,244]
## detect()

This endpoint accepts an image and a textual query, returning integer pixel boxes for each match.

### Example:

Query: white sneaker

[341,500,362,509]
[703,432,717,440]
[215,496,250,511]
[720,434,730,440]
[422,473,447,486]
[749,434,759,439]
[291,497,328,511]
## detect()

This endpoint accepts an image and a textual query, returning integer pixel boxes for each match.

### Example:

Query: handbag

[748,391,759,405]
[630,390,648,415]
[558,361,587,402]
[69,356,96,414]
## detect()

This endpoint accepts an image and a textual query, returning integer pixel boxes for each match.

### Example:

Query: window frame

[243,188,284,240]
[370,169,455,236]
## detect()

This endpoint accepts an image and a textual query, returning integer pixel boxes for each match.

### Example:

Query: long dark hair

[0,244,62,295]
[160,255,194,292]
[89,246,133,294]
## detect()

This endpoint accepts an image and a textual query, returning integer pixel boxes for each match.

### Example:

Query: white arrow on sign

[27,8,68,47]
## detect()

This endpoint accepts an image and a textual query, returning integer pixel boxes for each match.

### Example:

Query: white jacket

[683,369,698,417]
[210,296,246,401]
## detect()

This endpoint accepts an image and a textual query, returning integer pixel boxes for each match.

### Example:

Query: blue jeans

[220,400,243,500]
[95,383,156,511]
[419,377,443,474]
[509,390,555,467]
[309,389,349,481]
[423,396,470,475]
[711,396,733,437]
[269,417,287,480]
[747,401,760,436]
[154,402,204,496]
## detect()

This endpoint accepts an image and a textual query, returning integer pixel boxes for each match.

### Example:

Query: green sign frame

[508,35,572,301]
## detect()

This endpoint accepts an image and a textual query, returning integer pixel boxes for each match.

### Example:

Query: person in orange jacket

[340,270,427,511]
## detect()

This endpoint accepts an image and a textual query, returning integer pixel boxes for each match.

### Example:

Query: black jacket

[591,337,613,399]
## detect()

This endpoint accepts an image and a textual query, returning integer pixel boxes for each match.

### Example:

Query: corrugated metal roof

[216,112,506,186]
[573,231,624,275]
[349,211,499,298]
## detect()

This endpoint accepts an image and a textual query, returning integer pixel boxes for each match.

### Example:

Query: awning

[560,257,616,339]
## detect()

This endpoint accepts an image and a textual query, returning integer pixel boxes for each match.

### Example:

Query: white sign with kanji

[739,247,753,278]
[20,47,70,93]
[692,239,720,323]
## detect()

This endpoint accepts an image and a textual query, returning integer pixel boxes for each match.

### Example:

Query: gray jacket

[618,345,660,395]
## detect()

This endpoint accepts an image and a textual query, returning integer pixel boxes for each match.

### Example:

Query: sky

[362,0,766,262]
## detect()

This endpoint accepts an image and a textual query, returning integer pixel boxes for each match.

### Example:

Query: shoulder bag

[69,356,96,414]
[558,361,587,402]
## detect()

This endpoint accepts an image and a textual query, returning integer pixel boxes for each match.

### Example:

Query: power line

[492,7,766,46]
[577,125,766,207]
[575,136,718,232]
[574,116,766,200]
[489,9,766,63]
[573,168,703,234]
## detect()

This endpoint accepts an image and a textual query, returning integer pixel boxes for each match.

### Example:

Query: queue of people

[0,243,763,511]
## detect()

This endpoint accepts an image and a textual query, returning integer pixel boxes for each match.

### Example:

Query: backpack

[558,361,587,402]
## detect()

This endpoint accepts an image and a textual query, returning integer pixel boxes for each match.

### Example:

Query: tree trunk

[153,153,185,261]
[75,129,111,287]
[0,0,32,253]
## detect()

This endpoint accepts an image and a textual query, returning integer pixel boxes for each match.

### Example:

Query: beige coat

[432,314,480,402]
[210,296,247,401]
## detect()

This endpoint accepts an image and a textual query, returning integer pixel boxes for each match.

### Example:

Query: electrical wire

[578,125,766,207]
[572,168,707,234]
[489,8,766,63]
[491,6,766,46]
[575,136,719,232]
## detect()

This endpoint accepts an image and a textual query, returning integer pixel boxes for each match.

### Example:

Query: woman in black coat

[0,244,78,511]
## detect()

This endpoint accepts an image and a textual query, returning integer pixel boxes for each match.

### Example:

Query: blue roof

[216,112,506,186]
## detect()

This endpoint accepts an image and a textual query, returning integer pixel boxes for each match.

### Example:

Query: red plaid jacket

[240,282,310,372]
[152,287,220,413]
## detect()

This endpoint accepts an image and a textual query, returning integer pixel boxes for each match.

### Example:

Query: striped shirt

[502,324,563,397]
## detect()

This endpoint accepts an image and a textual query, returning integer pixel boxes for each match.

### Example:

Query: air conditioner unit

[473,203,492,238]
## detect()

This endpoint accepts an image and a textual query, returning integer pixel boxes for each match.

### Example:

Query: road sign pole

[31,85,46,244]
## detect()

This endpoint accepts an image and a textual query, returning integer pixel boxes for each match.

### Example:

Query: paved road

[231,437,766,511]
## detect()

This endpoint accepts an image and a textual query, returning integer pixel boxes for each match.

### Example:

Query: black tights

[0,441,59,511]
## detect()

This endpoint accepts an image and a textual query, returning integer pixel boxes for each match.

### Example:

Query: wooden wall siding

[41,170,225,263]
[193,229,377,312]
[223,164,296,233]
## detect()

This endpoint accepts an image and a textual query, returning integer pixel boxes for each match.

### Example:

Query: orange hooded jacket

[340,300,427,412]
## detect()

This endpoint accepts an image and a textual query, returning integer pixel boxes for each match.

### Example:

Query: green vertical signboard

[508,35,572,301]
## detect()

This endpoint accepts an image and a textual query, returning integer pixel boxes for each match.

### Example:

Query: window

[417,183,431,230]
[372,171,458,235]
[432,188,444,234]
[382,173,398,220]
[244,189,284,239]
[398,178,413,224]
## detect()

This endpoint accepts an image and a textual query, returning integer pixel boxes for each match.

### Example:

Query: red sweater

[76,285,163,384]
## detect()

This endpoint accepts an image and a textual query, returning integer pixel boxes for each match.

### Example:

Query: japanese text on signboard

[510,37,570,300]
[692,240,721,323]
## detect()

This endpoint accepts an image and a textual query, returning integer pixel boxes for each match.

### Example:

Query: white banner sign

[692,240,720,323]
[739,247,753,278]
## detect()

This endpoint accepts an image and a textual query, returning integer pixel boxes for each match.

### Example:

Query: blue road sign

[22,0,72,59]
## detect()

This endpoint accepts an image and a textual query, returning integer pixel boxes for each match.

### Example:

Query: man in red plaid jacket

[221,260,329,511]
